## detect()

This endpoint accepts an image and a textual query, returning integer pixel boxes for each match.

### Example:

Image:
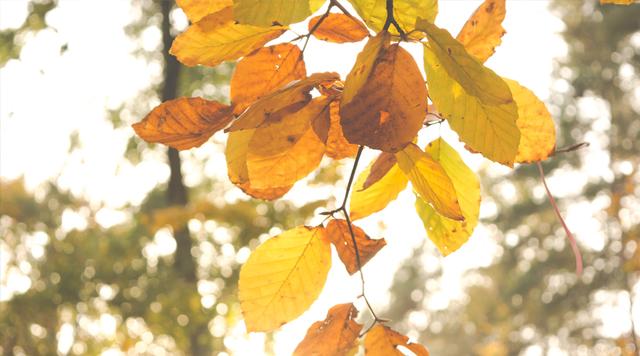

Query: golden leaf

[325,100,359,159]
[233,0,325,26]
[395,143,464,221]
[293,303,363,356]
[456,0,506,63]
[132,97,232,150]
[341,44,427,152]
[348,0,437,38]
[600,0,635,4]
[176,0,231,22]
[230,43,306,115]
[326,219,386,275]
[415,138,481,256]
[362,152,396,190]
[309,13,369,43]
[239,226,331,332]
[364,325,429,356]
[342,32,388,107]
[170,7,286,67]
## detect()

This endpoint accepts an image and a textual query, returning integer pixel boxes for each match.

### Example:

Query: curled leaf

[364,325,429,356]
[293,303,363,356]
[326,219,386,275]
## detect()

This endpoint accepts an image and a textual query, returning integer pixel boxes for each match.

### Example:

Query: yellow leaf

[362,152,396,190]
[325,100,359,159]
[326,219,386,275]
[170,7,286,67]
[239,226,331,332]
[364,325,429,356]
[233,0,325,26]
[230,43,306,115]
[348,0,437,37]
[395,143,464,221]
[456,0,506,63]
[342,32,388,107]
[341,43,427,152]
[350,153,408,221]
[176,0,231,22]
[309,13,369,43]
[416,138,481,256]
[503,78,557,163]
[600,0,635,4]
[419,20,520,166]
[226,72,340,132]
[132,97,233,150]
[294,303,363,356]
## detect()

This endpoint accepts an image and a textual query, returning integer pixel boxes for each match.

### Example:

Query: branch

[293,0,344,53]
[382,0,407,40]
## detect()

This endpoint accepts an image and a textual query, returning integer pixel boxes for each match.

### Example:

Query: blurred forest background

[1,0,639,355]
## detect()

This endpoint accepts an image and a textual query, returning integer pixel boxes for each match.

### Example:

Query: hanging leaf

[132,97,233,150]
[239,226,331,332]
[415,138,481,255]
[246,97,329,189]
[419,19,520,166]
[503,78,557,163]
[325,101,359,159]
[309,13,369,43]
[364,325,429,356]
[233,0,325,26]
[326,219,386,275]
[350,153,408,221]
[362,152,396,190]
[395,143,464,221]
[230,43,306,115]
[170,7,286,67]
[293,303,363,356]
[341,43,427,152]
[348,0,438,37]
[176,0,231,23]
[456,0,506,63]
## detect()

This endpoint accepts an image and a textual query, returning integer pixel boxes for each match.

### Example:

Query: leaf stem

[382,0,407,40]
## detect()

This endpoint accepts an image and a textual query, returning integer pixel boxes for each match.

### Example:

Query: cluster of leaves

[129,0,639,353]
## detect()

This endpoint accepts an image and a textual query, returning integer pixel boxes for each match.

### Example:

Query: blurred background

[0,0,639,355]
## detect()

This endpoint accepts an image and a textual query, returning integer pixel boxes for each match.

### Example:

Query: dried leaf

[170,7,286,67]
[293,303,363,356]
[176,0,231,22]
[309,13,369,43]
[239,226,331,332]
[231,43,306,115]
[348,0,437,38]
[233,0,325,26]
[395,143,464,221]
[456,0,506,63]
[325,101,359,159]
[364,325,429,356]
[132,97,232,150]
[326,219,386,275]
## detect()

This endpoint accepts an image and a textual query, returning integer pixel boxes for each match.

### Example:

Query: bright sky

[1,1,637,355]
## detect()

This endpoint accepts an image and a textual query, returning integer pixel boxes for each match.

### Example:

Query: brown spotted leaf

[293,303,363,356]
[456,0,506,63]
[364,325,429,356]
[326,219,386,275]
[309,13,369,43]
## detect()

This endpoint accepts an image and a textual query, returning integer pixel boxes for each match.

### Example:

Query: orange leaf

[176,0,231,22]
[293,303,363,356]
[309,13,369,43]
[364,325,429,356]
[230,43,306,115]
[456,0,506,63]
[326,219,386,275]
[325,101,359,159]
[341,43,427,152]
[362,152,396,190]
[132,97,232,150]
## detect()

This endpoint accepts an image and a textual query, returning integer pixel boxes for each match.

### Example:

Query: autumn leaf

[233,0,325,26]
[341,43,427,152]
[326,219,386,275]
[226,72,340,132]
[132,97,233,150]
[245,97,329,189]
[395,143,464,221]
[600,0,635,4]
[364,325,429,356]
[415,138,481,255]
[239,226,331,332]
[293,303,363,356]
[350,153,408,221]
[456,0,506,63]
[170,7,286,67]
[230,43,306,115]
[176,0,231,23]
[419,19,520,166]
[503,78,557,163]
[342,32,388,107]
[362,152,396,190]
[309,13,369,43]
[348,0,437,38]
[325,101,359,159]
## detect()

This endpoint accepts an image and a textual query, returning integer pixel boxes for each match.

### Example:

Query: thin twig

[382,0,407,40]
[295,0,339,53]
[551,141,590,156]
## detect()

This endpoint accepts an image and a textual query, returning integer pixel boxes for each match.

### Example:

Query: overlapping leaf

[294,303,363,356]
[364,325,429,356]
[230,43,306,115]
[233,0,325,26]
[239,226,331,332]
[348,0,437,37]
[132,97,232,150]
[362,152,396,190]
[419,19,520,166]
[456,0,506,63]
[309,13,369,43]
[341,42,427,152]
[326,219,386,275]
[342,32,388,106]
[170,7,286,67]
[415,139,481,255]
[325,101,359,159]
[176,0,231,22]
